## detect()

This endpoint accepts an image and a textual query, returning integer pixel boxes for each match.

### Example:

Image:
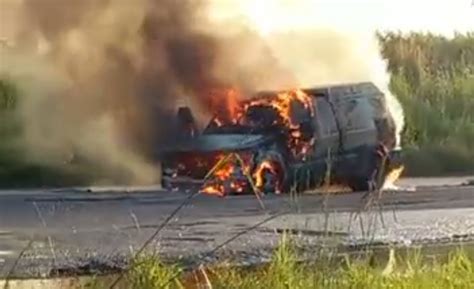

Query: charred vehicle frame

[160,82,402,196]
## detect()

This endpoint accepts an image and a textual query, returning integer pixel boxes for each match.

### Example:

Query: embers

[200,152,253,196]
[210,88,316,159]
[253,160,282,194]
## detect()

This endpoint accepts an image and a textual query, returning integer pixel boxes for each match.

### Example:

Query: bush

[0,79,17,111]
[379,32,474,175]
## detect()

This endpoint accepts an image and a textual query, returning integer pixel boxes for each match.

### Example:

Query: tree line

[378,31,474,175]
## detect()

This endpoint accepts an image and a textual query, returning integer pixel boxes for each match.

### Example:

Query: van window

[335,97,375,131]
[315,98,339,137]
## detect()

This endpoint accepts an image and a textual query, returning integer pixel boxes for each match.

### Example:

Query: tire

[253,154,288,194]
[348,148,388,192]
[161,177,171,190]
[348,177,371,192]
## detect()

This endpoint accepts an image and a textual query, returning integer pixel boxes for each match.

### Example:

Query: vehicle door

[329,87,378,152]
[312,97,341,161]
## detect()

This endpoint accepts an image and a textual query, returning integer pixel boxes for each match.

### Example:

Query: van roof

[257,82,382,99]
[303,82,382,97]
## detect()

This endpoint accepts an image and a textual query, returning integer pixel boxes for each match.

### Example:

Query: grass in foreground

[87,237,474,289]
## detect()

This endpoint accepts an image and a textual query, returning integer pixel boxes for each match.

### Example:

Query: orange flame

[382,165,405,190]
[209,88,244,125]
[212,88,315,158]
[201,184,225,197]
[252,89,314,158]
[200,154,249,196]
[253,160,277,188]
[201,88,315,195]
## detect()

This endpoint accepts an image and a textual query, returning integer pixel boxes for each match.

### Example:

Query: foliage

[0,79,20,138]
[0,79,23,182]
[84,239,474,289]
[0,79,17,111]
[210,242,474,289]
[377,32,474,175]
[126,255,184,289]
[0,79,98,187]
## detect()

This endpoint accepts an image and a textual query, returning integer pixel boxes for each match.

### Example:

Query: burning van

[160,82,402,196]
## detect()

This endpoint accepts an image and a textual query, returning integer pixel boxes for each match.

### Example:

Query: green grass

[380,32,474,176]
[85,237,474,289]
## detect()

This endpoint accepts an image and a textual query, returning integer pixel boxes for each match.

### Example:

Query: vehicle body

[160,82,402,195]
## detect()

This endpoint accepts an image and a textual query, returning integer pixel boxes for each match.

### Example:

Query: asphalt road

[1,176,474,277]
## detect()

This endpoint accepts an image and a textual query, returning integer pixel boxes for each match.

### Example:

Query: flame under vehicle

[161,82,402,196]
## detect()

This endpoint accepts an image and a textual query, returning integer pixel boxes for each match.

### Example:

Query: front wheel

[253,157,287,194]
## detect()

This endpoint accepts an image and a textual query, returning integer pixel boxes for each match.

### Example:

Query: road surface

[0,176,473,277]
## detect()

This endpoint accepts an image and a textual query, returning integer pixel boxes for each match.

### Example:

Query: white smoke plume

[209,1,408,148]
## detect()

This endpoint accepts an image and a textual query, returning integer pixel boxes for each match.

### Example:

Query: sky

[210,0,474,36]
[1,0,473,41]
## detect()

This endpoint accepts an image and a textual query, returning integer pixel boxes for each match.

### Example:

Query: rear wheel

[348,176,372,192]
[348,147,389,192]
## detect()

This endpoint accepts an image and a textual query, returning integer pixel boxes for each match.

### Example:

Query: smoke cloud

[264,30,405,147]
[0,0,292,184]
[1,0,405,185]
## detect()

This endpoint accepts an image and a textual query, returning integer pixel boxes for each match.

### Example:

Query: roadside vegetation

[1,32,473,186]
[378,32,474,176]
[82,238,474,289]
[0,79,97,187]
